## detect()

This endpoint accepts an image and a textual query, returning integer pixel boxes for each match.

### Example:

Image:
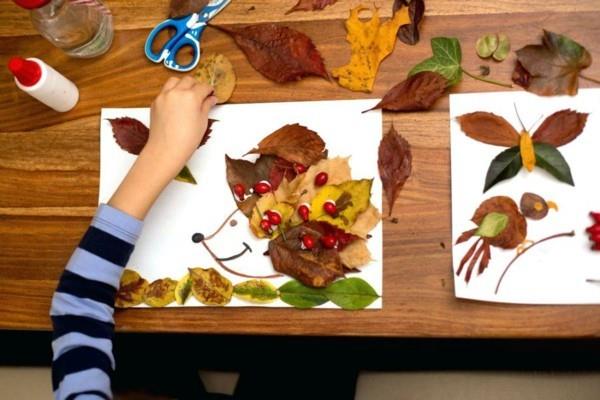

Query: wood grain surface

[1,0,600,337]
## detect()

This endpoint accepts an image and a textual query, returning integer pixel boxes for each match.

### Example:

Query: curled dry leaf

[350,204,381,238]
[189,267,233,306]
[246,124,326,166]
[366,71,447,112]
[144,278,177,307]
[456,112,519,147]
[169,0,208,18]
[339,239,372,270]
[213,23,328,83]
[471,196,526,249]
[332,5,410,92]
[393,0,425,46]
[531,109,588,147]
[512,30,592,96]
[378,126,412,216]
[115,269,149,308]
[194,53,236,104]
[286,0,337,14]
[269,222,345,288]
[520,192,549,220]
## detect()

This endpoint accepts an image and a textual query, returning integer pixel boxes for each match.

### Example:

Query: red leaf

[378,126,412,216]
[213,23,328,83]
[532,110,588,147]
[286,0,337,14]
[268,157,297,190]
[108,117,149,155]
[199,119,217,147]
[316,221,359,251]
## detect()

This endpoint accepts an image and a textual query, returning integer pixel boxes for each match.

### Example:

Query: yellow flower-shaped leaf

[310,179,373,230]
[520,130,536,172]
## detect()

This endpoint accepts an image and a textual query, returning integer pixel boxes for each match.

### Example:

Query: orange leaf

[456,112,520,147]
[520,131,536,172]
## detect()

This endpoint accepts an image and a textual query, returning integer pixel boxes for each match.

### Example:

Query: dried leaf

[456,228,476,245]
[409,37,462,86]
[316,221,360,251]
[189,267,233,306]
[393,0,425,45]
[194,53,236,104]
[108,117,149,155]
[471,196,527,249]
[512,30,592,96]
[115,269,149,308]
[310,179,372,230]
[174,273,192,305]
[520,192,549,220]
[378,126,412,216]
[324,277,379,310]
[174,165,197,185]
[286,0,337,14]
[520,131,536,172]
[531,109,588,147]
[349,204,381,238]
[214,23,327,83]
[475,212,508,238]
[367,71,447,112]
[269,222,344,288]
[247,124,326,166]
[169,0,208,19]
[251,193,295,238]
[144,278,177,307]
[534,143,574,186]
[484,147,522,192]
[332,6,411,92]
[233,279,279,303]
[456,112,519,147]
[278,280,328,308]
[339,239,372,269]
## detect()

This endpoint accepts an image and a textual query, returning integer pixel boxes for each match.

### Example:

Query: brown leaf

[115,270,149,308]
[213,23,328,83]
[194,53,236,104]
[108,117,149,155]
[520,192,548,220]
[378,126,412,216]
[393,0,425,45]
[349,204,381,238]
[247,124,326,166]
[286,0,337,14]
[268,222,344,288]
[143,278,177,307]
[225,155,262,217]
[512,30,592,96]
[169,0,208,19]
[471,196,527,249]
[339,239,372,270]
[189,267,233,306]
[532,109,588,147]
[455,228,476,245]
[456,112,520,147]
[478,241,491,275]
[367,71,447,112]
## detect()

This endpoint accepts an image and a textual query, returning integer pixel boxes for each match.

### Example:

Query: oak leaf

[339,239,372,270]
[189,267,233,306]
[286,0,337,14]
[213,23,328,83]
[456,112,520,147]
[393,0,425,45]
[331,5,411,92]
[143,278,177,307]
[194,53,236,104]
[115,269,149,308]
[512,30,592,96]
[378,126,412,216]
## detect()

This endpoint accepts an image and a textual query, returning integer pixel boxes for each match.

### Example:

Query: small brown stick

[495,231,575,294]
[204,208,240,241]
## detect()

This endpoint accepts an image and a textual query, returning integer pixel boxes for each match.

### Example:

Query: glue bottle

[8,57,79,112]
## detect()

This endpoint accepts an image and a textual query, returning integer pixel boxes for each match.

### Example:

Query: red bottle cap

[8,57,42,87]
[12,0,51,9]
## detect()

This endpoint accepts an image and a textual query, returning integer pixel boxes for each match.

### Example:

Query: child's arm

[50,77,217,400]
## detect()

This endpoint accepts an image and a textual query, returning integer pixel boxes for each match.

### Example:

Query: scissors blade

[199,0,231,23]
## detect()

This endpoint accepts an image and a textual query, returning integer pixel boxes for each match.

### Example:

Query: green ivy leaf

[234,280,279,303]
[174,165,197,185]
[534,143,574,186]
[484,146,523,192]
[475,212,508,238]
[278,280,328,309]
[324,278,379,310]
[409,37,462,86]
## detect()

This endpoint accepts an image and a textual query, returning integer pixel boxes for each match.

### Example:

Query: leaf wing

[483,147,523,192]
[533,143,574,186]
[457,112,520,147]
[532,109,588,147]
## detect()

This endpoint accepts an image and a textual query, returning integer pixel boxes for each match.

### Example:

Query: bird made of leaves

[457,108,588,192]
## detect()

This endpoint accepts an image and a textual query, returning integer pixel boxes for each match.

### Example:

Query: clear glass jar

[18,0,114,58]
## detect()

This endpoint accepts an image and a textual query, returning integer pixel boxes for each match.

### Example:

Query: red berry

[233,183,245,200]
[254,180,272,195]
[301,234,316,250]
[593,243,600,251]
[297,203,310,222]
[295,163,307,174]
[260,219,272,233]
[320,235,337,249]
[314,172,328,187]
[592,212,600,224]
[323,200,337,216]
[587,224,600,235]
[591,233,600,243]
[266,210,282,226]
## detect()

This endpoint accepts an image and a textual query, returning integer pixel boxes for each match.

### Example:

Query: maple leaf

[169,0,208,18]
[212,23,328,83]
[393,0,425,45]
[286,0,337,14]
[365,71,447,113]
[246,123,326,166]
[378,126,412,216]
[331,5,411,92]
[512,30,593,96]
[194,53,236,104]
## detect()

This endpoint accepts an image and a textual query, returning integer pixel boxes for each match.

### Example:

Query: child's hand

[144,76,218,179]
[109,77,217,220]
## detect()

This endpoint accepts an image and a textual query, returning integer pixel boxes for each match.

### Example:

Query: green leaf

[475,212,508,238]
[324,278,379,310]
[492,34,510,61]
[278,280,328,309]
[174,165,197,185]
[534,143,574,186]
[234,280,279,304]
[476,34,498,58]
[484,146,523,192]
[409,37,463,86]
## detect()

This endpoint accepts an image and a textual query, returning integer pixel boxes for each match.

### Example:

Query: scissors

[144,0,230,72]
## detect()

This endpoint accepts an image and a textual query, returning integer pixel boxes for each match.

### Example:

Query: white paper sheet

[450,89,600,304]
[100,99,383,308]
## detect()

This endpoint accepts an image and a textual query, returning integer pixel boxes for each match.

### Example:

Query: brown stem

[201,241,283,279]
[204,208,240,241]
[580,74,600,85]
[494,231,575,295]
[463,68,513,88]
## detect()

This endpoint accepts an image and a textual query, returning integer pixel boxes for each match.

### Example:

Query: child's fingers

[191,82,215,103]
[200,95,218,115]
[161,77,180,92]
[175,76,197,90]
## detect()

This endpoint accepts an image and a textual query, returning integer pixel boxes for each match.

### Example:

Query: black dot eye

[191,233,205,243]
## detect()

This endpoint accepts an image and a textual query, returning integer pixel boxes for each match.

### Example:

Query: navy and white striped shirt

[50,204,142,400]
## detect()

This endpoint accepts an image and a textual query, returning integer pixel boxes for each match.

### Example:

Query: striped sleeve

[50,204,143,400]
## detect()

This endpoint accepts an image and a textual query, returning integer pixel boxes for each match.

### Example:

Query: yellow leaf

[350,204,381,238]
[250,193,295,238]
[520,130,536,172]
[331,5,410,92]
[144,278,177,307]
[194,53,236,104]
[115,269,148,308]
[189,267,233,306]
[339,239,372,269]
[310,179,372,229]
[233,279,279,304]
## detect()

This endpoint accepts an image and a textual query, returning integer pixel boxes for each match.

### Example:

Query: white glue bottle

[8,56,79,112]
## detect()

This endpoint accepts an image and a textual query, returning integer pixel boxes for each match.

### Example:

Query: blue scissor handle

[144,17,191,64]
[163,29,203,72]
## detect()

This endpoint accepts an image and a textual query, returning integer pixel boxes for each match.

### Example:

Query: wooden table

[1,0,600,338]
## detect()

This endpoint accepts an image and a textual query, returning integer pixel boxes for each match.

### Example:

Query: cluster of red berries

[300,233,338,250]
[260,209,282,235]
[587,212,600,251]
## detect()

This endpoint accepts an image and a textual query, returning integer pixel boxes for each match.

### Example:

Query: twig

[494,231,575,294]
[580,74,600,85]
[204,208,239,241]
[463,68,513,88]
[201,240,283,279]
